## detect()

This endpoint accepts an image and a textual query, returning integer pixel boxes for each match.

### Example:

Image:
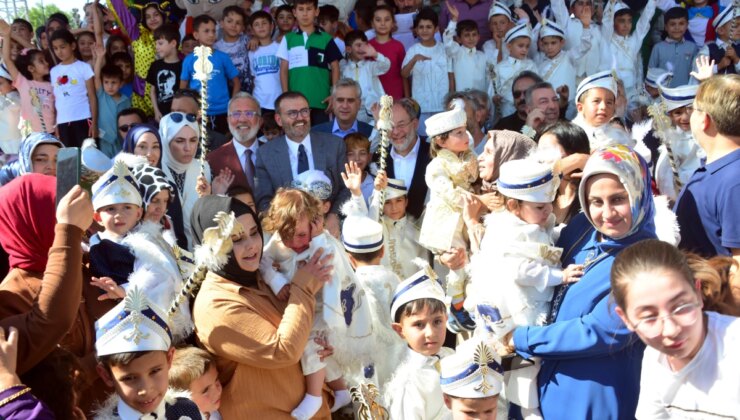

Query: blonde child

[418,100,478,331]
[169,347,223,419]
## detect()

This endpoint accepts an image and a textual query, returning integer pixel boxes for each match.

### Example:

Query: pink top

[369,38,406,100]
[13,75,56,133]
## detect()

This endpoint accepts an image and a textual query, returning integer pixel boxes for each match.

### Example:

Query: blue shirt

[332,119,359,138]
[96,88,131,158]
[181,49,239,116]
[675,148,740,257]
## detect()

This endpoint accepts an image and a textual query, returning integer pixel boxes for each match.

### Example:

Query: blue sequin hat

[291,169,333,201]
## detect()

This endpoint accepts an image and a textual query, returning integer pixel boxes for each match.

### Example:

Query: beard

[392,131,417,154]
[230,124,260,144]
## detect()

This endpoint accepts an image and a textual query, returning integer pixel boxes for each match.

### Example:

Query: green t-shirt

[280,29,342,109]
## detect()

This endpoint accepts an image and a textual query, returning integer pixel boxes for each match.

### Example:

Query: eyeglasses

[631,302,701,339]
[393,119,414,131]
[118,123,135,133]
[282,108,310,119]
[513,89,526,98]
[229,110,259,119]
[169,112,197,123]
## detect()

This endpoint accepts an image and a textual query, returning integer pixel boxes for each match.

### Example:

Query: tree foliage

[24,4,73,30]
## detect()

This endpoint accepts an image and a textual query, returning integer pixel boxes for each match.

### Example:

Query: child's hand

[556,84,569,106]
[513,7,529,22]
[445,0,460,22]
[322,95,334,115]
[374,170,388,191]
[93,43,105,59]
[690,55,715,81]
[341,161,363,195]
[725,45,738,63]
[462,193,482,227]
[562,264,584,284]
[439,247,466,271]
[276,284,291,301]
[211,167,235,195]
[196,174,211,197]
[361,43,378,59]
[90,277,126,301]
[247,37,260,51]
[89,123,98,139]
[314,334,335,362]
[0,19,10,38]
[413,54,431,63]
[577,3,592,27]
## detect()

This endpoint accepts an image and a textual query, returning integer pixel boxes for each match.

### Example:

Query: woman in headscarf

[192,195,335,419]
[508,145,658,419]
[0,132,63,186]
[122,123,162,167]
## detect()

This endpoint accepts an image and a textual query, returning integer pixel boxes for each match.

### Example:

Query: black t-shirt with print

[146,59,182,116]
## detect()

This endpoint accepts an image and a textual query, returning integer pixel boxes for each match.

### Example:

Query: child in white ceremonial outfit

[418,100,478,331]
[467,158,582,419]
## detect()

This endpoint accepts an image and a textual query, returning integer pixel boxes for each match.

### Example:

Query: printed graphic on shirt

[55,75,79,96]
[156,69,177,102]
[252,54,280,76]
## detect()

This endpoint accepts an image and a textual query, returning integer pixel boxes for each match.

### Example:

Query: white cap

[95,287,172,357]
[425,99,467,138]
[342,215,384,253]
[390,266,445,322]
[92,160,143,211]
[538,19,565,39]
[645,68,669,88]
[440,337,504,398]
[497,159,560,203]
[613,1,631,14]
[504,23,532,44]
[576,70,618,102]
[385,178,408,200]
[291,169,333,200]
[713,5,738,28]
[488,1,512,21]
[657,73,698,112]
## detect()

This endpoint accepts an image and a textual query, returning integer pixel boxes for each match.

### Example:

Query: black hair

[394,298,446,323]
[344,29,368,46]
[14,49,47,80]
[181,33,196,46]
[101,63,124,81]
[227,185,253,196]
[456,19,479,38]
[276,4,294,16]
[372,4,396,20]
[47,12,70,27]
[294,0,319,8]
[535,121,590,155]
[663,6,688,24]
[111,51,133,64]
[348,248,383,264]
[413,7,438,28]
[262,111,280,131]
[141,2,167,31]
[512,70,544,92]
[105,34,128,58]
[174,88,201,103]
[274,91,309,113]
[222,5,248,22]
[11,18,32,33]
[49,28,76,46]
[319,5,340,22]
[614,8,634,19]
[117,107,147,123]
[250,10,273,26]
[153,23,180,48]
[193,14,217,32]
[76,30,95,43]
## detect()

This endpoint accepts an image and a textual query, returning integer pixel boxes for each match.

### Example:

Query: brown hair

[429,131,452,158]
[685,253,740,316]
[344,132,370,152]
[97,351,150,371]
[695,74,740,137]
[262,188,322,240]
[169,347,216,390]
[394,297,446,323]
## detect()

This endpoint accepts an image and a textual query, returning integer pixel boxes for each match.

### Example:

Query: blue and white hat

[538,18,565,39]
[645,67,669,89]
[488,1,512,21]
[291,169,333,201]
[342,215,383,253]
[91,160,143,210]
[657,73,697,112]
[390,265,445,321]
[385,178,408,200]
[713,5,738,29]
[504,23,533,45]
[426,99,467,138]
[497,159,560,203]
[95,287,172,357]
[440,337,504,398]
[576,70,618,102]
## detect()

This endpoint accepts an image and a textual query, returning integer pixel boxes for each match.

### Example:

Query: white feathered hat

[497,159,560,203]
[425,99,467,138]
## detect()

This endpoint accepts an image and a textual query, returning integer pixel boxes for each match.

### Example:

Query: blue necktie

[297,144,309,175]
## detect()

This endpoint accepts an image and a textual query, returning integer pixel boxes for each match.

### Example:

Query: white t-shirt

[402,42,449,114]
[636,311,740,419]
[248,42,282,111]
[50,60,94,124]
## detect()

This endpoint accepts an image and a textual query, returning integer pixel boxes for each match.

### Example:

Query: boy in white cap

[384,265,453,420]
[492,23,537,118]
[440,337,504,420]
[694,5,740,76]
[483,2,514,65]
[93,287,202,419]
[466,158,582,419]
[571,70,619,147]
[419,100,478,331]
[600,0,656,102]
[341,215,405,387]
[550,0,603,82]
[534,18,592,102]
[643,67,669,102]
[443,2,489,93]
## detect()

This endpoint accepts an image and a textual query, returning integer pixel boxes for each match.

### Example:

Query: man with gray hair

[314,78,374,139]
[207,92,263,192]
[522,81,566,134]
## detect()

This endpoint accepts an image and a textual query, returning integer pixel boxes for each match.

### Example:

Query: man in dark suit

[255,91,350,236]
[313,78,374,139]
[207,92,263,194]
[376,98,430,220]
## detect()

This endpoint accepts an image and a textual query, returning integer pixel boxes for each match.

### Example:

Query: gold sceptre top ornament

[193,45,213,179]
[376,95,394,219]
[167,211,243,320]
[350,382,389,420]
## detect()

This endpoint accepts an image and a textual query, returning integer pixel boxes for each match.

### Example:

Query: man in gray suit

[255,91,349,236]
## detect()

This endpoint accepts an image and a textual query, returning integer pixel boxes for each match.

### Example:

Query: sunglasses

[118,123,135,133]
[169,112,197,123]
[513,89,526,98]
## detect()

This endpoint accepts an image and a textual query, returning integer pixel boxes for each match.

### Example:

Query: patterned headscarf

[578,145,655,240]
[131,164,174,211]
[18,132,64,175]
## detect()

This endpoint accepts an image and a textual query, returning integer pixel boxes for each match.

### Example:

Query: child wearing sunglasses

[611,239,740,419]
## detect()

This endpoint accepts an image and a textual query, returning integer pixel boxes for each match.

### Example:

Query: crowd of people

[0,0,738,418]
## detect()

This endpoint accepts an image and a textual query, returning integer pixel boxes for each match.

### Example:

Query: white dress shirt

[390,137,420,190]
[285,134,315,179]
[117,398,166,420]
[232,139,259,175]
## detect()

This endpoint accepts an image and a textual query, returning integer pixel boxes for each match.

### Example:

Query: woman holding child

[192,193,334,419]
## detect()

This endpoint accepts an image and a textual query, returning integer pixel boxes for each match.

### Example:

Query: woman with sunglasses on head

[159,111,234,250]
[611,239,740,419]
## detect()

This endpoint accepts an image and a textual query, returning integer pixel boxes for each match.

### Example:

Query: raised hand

[90,277,126,301]
[446,0,460,22]
[211,167,235,195]
[690,55,715,81]
[341,161,364,195]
